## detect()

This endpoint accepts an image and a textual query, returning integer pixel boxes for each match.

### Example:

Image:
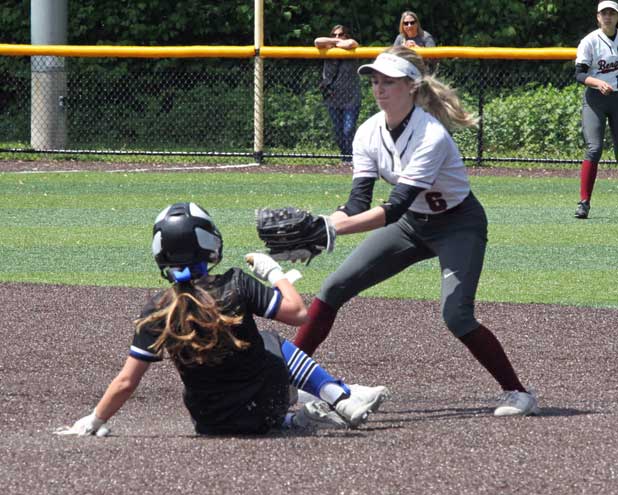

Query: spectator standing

[573,0,618,219]
[315,25,362,165]
[393,11,436,49]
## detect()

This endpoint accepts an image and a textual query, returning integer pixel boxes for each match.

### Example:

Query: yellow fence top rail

[0,44,577,60]
[262,46,577,60]
[0,44,256,58]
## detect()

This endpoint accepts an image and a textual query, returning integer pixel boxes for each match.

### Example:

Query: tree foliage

[0,1,600,48]
[0,1,599,158]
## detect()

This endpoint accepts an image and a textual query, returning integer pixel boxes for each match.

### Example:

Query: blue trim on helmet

[171,266,192,283]
[170,261,209,283]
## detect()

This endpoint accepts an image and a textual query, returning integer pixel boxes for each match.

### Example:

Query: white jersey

[352,106,470,215]
[576,29,618,91]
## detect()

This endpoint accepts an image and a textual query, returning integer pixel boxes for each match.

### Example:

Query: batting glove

[54,409,110,437]
[245,253,285,285]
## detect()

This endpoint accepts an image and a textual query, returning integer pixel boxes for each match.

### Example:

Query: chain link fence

[1,55,610,166]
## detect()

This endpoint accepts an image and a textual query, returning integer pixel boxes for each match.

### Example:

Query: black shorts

[189,330,290,435]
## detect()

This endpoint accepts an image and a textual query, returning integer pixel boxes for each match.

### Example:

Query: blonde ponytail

[415,76,479,131]
[384,46,478,131]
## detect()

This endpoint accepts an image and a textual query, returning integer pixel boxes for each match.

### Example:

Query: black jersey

[129,268,287,431]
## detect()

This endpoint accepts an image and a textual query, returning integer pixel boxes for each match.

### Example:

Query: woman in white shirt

[293,46,539,417]
[574,0,618,219]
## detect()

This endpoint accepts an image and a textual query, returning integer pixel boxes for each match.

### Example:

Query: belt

[410,194,470,222]
[411,212,433,222]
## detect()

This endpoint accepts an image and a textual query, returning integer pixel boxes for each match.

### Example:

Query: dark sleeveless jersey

[129,268,286,430]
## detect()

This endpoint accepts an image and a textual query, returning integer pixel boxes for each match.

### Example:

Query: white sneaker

[348,384,390,413]
[334,384,390,428]
[494,390,540,417]
[292,400,348,429]
[296,389,317,404]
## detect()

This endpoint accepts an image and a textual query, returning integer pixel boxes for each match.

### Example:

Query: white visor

[358,52,422,80]
[598,0,618,12]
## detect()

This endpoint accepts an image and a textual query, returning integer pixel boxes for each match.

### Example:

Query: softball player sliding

[574,0,618,219]
[55,202,387,436]
[293,46,539,417]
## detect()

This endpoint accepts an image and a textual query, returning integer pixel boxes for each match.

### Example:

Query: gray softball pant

[582,88,618,162]
[318,193,488,338]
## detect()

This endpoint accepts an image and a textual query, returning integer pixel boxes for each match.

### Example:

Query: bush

[264,79,378,153]
[481,83,586,157]
[65,69,254,151]
[265,84,331,149]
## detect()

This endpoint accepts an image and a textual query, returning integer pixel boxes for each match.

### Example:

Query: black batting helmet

[152,202,223,282]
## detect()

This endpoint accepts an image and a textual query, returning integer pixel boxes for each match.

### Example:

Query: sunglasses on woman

[403,21,417,26]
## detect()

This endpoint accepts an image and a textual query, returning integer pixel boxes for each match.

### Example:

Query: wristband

[284,269,302,284]
[267,267,286,285]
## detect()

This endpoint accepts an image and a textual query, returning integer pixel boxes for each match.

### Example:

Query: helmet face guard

[152,202,223,283]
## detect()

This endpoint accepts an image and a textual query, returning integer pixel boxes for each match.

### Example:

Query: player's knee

[318,275,353,310]
[586,147,603,163]
[442,305,478,337]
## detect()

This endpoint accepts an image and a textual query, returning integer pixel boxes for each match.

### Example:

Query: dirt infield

[4,158,618,178]
[2,281,618,494]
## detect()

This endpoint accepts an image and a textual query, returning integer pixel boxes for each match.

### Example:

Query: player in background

[574,0,618,219]
[293,46,539,417]
[55,202,388,436]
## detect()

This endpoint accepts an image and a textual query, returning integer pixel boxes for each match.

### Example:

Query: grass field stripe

[11,163,261,174]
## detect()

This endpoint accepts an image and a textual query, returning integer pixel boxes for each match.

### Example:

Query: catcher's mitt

[256,207,336,263]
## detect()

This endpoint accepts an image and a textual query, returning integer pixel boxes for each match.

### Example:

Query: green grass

[1,169,617,308]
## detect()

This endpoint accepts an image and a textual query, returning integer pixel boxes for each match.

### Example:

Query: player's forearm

[585,76,613,92]
[584,76,599,88]
[336,39,358,49]
[94,374,139,421]
[94,358,149,421]
[314,37,337,48]
[273,278,307,326]
[331,206,386,235]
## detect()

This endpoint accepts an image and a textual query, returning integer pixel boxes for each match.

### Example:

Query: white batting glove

[54,409,110,437]
[245,253,285,285]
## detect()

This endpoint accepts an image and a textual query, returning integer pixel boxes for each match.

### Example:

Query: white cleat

[334,384,390,428]
[494,390,540,417]
[348,384,390,413]
[293,400,348,429]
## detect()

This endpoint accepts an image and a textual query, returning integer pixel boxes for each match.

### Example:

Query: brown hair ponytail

[135,282,247,366]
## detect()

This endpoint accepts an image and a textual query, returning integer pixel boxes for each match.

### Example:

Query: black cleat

[575,200,590,219]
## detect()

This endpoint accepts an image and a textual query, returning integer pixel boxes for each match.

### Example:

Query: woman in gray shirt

[315,25,362,165]
[393,11,436,48]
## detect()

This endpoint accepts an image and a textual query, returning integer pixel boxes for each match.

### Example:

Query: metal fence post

[253,0,264,164]
[476,60,485,167]
[30,0,67,151]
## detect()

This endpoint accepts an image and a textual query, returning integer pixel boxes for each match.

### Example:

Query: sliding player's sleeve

[236,269,283,320]
[129,301,164,362]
